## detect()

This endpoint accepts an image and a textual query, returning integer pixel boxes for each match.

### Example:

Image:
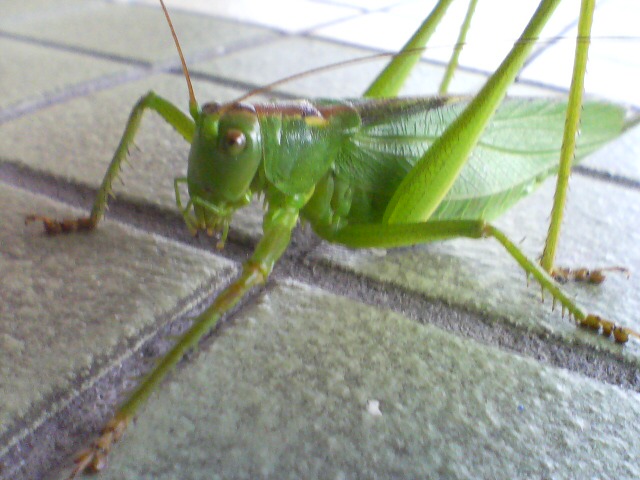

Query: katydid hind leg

[330,220,639,343]
[364,0,455,98]
[25,92,195,235]
[438,0,479,95]
[383,0,561,225]
[67,192,306,478]
[484,225,639,343]
[537,0,627,285]
[539,0,594,275]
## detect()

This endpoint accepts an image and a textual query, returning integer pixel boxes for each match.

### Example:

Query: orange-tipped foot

[25,215,96,235]
[552,266,630,285]
[579,314,639,344]
[68,413,130,479]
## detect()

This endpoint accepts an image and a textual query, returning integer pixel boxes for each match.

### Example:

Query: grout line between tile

[4,162,640,477]
[574,165,640,191]
[0,29,284,125]
[3,160,640,393]
[0,268,260,480]
[0,271,224,455]
[0,30,152,68]
[0,68,151,125]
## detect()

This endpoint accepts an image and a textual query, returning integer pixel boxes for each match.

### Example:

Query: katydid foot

[551,266,630,285]
[68,412,131,479]
[577,314,639,343]
[25,215,96,235]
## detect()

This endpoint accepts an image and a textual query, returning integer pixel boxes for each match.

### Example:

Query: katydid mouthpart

[23,0,639,477]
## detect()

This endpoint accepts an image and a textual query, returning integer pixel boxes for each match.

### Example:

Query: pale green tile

[0,0,91,22]
[129,0,360,33]
[191,35,552,100]
[583,123,640,184]
[521,0,640,106]
[53,281,640,479]
[0,38,124,110]
[0,183,238,448]
[1,3,275,64]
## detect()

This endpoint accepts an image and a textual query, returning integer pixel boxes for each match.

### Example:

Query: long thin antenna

[159,0,197,110]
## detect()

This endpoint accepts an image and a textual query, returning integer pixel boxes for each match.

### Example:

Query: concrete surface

[1,0,639,479]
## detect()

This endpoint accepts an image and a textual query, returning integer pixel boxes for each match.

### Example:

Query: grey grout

[0,29,284,125]
[574,165,640,192]
[0,30,153,67]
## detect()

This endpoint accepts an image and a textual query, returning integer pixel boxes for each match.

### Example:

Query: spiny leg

[67,193,305,478]
[382,0,562,225]
[537,0,626,285]
[438,0,479,95]
[364,0,455,98]
[25,92,194,234]
[539,0,593,272]
[330,220,639,344]
[69,265,264,478]
[484,224,637,343]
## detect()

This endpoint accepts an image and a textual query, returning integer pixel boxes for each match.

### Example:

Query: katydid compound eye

[223,129,247,155]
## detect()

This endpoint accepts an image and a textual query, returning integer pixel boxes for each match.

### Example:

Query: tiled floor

[1,0,640,479]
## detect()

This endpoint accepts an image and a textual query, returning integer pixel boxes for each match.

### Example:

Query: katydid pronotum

[22,0,640,477]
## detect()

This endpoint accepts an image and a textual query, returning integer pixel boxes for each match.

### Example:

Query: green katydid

[23,0,640,476]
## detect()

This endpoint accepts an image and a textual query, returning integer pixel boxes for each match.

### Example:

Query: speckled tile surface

[0,183,237,458]
[54,282,640,480]
[1,1,639,479]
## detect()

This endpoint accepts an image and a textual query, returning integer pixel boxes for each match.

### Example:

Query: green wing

[335,97,625,223]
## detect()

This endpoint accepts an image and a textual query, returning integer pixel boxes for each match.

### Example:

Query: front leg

[67,191,306,478]
[26,92,194,234]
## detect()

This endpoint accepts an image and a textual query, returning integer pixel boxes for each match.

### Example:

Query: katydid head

[160,0,264,245]
[186,102,263,242]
